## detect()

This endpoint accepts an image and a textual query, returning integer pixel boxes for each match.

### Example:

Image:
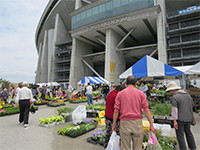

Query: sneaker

[24,124,29,128]
[18,122,23,125]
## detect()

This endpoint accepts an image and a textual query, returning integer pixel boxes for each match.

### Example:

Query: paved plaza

[0,99,199,150]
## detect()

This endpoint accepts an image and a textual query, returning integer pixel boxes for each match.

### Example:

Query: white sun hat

[166,82,181,92]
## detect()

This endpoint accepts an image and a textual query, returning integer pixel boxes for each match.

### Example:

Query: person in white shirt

[85,83,93,105]
[139,81,148,97]
[15,81,33,128]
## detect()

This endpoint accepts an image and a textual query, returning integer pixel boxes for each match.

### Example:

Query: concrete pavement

[0,99,199,150]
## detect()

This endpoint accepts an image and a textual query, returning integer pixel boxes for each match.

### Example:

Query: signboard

[98,111,105,126]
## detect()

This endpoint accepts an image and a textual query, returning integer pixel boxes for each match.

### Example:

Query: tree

[0,78,10,90]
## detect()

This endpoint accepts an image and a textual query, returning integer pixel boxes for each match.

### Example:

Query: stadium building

[35,0,200,88]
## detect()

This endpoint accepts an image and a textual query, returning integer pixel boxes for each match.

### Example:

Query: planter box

[63,114,72,122]
[87,137,99,145]
[154,116,174,128]
[64,127,95,138]
[87,111,98,118]
[87,137,105,146]
[47,103,65,107]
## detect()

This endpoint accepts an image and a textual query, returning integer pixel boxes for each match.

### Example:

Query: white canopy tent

[174,62,200,75]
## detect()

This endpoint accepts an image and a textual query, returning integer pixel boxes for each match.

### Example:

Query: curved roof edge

[35,0,59,50]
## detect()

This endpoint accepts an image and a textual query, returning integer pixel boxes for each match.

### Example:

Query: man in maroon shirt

[112,76,154,150]
[104,85,125,148]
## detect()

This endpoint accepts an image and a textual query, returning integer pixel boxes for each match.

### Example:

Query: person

[16,84,22,98]
[41,85,46,99]
[111,83,116,91]
[46,86,51,98]
[68,85,72,94]
[139,81,148,97]
[112,76,155,150]
[15,81,34,128]
[1,88,9,104]
[52,86,56,97]
[32,86,39,101]
[104,85,125,148]
[85,83,93,105]
[11,87,15,99]
[61,91,67,98]
[80,84,85,96]
[102,83,110,101]
[166,82,196,150]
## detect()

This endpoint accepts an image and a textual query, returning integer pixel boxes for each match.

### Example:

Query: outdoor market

[0,56,200,150]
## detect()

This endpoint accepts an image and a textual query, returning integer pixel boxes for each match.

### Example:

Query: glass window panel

[121,0,129,5]
[99,4,105,13]
[92,6,98,15]
[81,11,86,19]
[86,9,93,17]
[113,0,120,8]
[76,14,80,21]
[129,0,136,3]
[105,1,112,10]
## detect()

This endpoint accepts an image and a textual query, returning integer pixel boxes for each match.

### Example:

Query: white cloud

[0,0,49,83]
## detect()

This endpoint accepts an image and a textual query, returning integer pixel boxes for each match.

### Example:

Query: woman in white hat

[166,82,196,150]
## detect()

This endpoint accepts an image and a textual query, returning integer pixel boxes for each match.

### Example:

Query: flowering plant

[143,129,177,150]
[91,128,106,142]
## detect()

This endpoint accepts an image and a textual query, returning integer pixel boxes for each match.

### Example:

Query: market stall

[120,55,183,79]
[77,76,109,85]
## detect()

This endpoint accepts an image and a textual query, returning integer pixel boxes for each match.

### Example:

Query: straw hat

[166,82,181,92]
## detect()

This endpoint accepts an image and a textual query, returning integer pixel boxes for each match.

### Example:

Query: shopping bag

[106,131,120,150]
[30,106,36,114]
[147,132,162,150]
[191,112,196,126]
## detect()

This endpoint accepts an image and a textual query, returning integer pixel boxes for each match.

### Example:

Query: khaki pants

[120,119,143,150]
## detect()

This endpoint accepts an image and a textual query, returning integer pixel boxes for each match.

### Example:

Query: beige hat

[166,82,181,92]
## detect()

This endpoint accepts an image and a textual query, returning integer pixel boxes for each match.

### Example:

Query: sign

[99,118,105,126]
[110,61,116,73]
[71,17,128,37]
[178,6,200,15]
[98,111,105,118]
[98,111,105,126]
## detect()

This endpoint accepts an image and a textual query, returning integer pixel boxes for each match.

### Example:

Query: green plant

[153,103,172,116]
[57,106,74,115]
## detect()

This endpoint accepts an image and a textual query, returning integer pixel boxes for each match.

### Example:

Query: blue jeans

[87,94,93,105]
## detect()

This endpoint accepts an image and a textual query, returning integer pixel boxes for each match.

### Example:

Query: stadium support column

[69,38,93,89]
[156,0,167,63]
[47,29,54,82]
[105,29,125,84]
[35,43,43,83]
[49,13,70,82]
[40,30,48,83]
[75,0,82,10]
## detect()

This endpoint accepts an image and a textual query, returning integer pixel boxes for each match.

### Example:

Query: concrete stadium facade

[35,0,200,89]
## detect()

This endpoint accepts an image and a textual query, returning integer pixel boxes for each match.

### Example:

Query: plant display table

[154,116,174,128]
[57,119,95,138]
[47,101,65,107]
[39,115,65,127]
[0,106,38,116]
[87,127,106,146]
[69,98,87,103]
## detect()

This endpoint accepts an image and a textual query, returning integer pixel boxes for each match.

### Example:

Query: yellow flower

[0,106,2,109]
[2,102,5,105]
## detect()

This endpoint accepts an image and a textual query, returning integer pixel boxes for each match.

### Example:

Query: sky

[0,0,49,83]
